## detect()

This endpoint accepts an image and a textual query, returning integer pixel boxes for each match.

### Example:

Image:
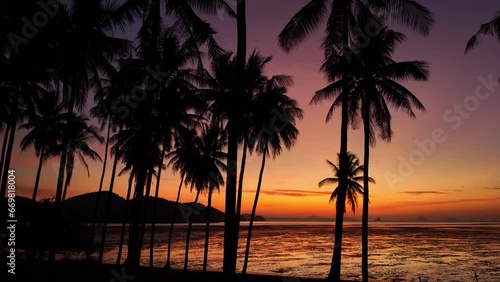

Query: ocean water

[89,222,500,281]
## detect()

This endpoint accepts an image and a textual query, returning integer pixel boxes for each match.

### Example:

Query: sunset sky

[8,0,500,221]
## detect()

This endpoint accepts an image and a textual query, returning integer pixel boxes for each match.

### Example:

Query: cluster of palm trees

[0,0,303,276]
[2,0,499,281]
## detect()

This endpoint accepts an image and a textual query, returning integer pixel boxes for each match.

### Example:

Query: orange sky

[7,0,500,221]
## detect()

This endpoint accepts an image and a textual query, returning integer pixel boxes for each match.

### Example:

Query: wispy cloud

[485,186,500,190]
[385,197,500,208]
[246,189,331,197]
[398,191,447,195]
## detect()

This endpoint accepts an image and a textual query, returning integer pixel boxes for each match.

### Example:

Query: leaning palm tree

[465,11,500,53]
[242,79,303,275]
[19,93,67,201]
[278,2,433,280]
[318,152,373,214]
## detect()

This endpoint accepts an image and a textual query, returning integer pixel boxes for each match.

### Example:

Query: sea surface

[86,222,500,281]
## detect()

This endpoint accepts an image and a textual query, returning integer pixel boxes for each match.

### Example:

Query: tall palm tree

[314,14,429,278]
[200,122,227,273]
[19,93,67,201]
[52,0,130,228]
[318,152,373,214]
[164,128,199,269]
[97,125,123,264]
[353,22,428,281]
[466,11,500,53]
[242,79,303,275]
[148,28,203,268]
[278,2,432,280]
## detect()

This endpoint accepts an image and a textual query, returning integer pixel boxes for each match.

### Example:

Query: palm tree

[52,0,130,228]
[353,22,428,280]
[242,79,303,275]
[314,14,429,278]
[466,11,500,53]
[97,125,123,264]
[19,93,67,201]
[164,128,199,269]
[278,2,433,280]
[46,115,103,202]
[318,152,373,214]
[148,28,203,268]
[200,122,227,273]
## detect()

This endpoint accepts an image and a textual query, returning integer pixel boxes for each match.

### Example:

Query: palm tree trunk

[362,104,370,282]
[0,123,11,184]
[117,174,134,265]
[138,170,153,255]
[329,8,350,281]
[224,1,246,279]
[242,148,267,275]
[183,189,201,273]
[91,119,112,240]
[50,138,67,262]
[235,138,248,233]
[97,148,121,263]
[150,144,168,268]
[62,166,70,202]
[165,175,185,269]
[203,187,214,272]
[32,143,45,201]
[125,167,146,270]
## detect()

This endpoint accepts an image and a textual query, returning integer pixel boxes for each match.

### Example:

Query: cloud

[246,189,332,197]
[385,197,500,208]
[485,186,500,190]
[398,191,447,195]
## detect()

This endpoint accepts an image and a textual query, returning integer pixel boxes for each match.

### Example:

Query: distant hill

[9,192,226,223]
[240,214,266,221]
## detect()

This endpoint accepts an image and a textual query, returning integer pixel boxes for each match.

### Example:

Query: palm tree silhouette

[352,21,428,280]
[45,114,103,202]
[318,152,373,214]
[148,28,203,268]
[242,78,303,275]
[200,121,227,273]
[19,93,67,201]
[466,11,500,53]
[49,5,130,262]
[278,2,432,280]
[314,14,429,278]
[164,128,200,269]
